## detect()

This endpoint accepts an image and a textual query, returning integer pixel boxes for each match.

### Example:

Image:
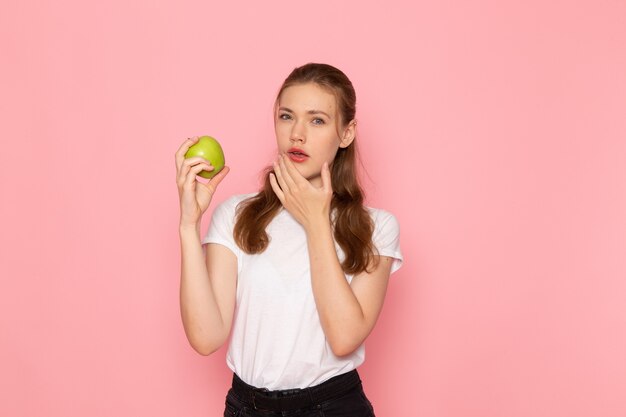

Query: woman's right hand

[175,136,230,226]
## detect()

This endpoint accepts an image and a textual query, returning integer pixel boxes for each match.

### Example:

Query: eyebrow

[278,107,331,119]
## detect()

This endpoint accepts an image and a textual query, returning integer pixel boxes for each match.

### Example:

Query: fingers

[321,161,332,193]
[177,156,214,188]
[205,166,230,193]
[279,154,306,187]
[183,160,213,190]
[272,156,292,193]
[269,172,285,203]
[175,136,200,172]
[177,157,214,188]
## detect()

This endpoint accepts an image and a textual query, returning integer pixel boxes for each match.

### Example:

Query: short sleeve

[372,210,404,274]
[201,196,241,259]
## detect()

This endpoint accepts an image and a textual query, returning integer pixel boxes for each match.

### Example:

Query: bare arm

[306,218,392,357]
[175,136,236,356]
[179,224,237,356]
[268,154,393,357]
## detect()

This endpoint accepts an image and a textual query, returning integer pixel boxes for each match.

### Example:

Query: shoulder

[364,205,401,245]
[364,206,403,271]
[211,192,258,221]
[215,192,257,210]
[365,206,400,229]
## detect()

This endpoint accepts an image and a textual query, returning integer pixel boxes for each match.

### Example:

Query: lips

[287,147,309,157]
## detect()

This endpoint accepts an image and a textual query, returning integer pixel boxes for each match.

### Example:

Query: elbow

[191,339,223,356]
[186,330,228,356]
[329,338,362,357]
[327,325,368,357]
[194,344,219,356]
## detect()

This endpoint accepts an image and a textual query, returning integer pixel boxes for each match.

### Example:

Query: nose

[290,122,306,143]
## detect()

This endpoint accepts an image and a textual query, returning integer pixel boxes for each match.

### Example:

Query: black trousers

[223,369,376,416]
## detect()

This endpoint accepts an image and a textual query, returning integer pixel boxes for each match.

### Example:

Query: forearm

[306,218,366,356]
[179,224,226,355]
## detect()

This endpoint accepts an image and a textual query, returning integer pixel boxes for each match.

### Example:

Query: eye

[312,118,325,125]
[279,113,292,120]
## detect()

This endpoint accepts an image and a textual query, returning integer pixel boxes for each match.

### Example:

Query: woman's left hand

[269,153,333,231]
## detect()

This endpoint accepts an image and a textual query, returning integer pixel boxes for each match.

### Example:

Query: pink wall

[1,1,625,416]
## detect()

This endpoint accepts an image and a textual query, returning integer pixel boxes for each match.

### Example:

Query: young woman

[175,63,403,417]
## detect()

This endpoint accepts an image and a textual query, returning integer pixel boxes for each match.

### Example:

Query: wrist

[304,213,332,234]
[179,222,200,234]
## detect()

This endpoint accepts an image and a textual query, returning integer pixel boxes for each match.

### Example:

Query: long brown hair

[233,63,380,275]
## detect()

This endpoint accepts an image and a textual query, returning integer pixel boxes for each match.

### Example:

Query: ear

[339,119,357,149]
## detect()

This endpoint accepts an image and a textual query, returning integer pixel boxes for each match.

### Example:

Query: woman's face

[274,82,355,188]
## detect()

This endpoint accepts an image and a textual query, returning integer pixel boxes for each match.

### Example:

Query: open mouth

[287,151,309,163]
[287,147,309,158]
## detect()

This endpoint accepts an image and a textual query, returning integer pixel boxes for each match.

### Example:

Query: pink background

[1,0,625,416]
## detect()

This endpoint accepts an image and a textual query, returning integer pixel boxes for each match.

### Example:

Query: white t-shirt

[202,192,403,390]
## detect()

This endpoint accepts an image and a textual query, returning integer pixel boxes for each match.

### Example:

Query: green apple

[184,135,225,179]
